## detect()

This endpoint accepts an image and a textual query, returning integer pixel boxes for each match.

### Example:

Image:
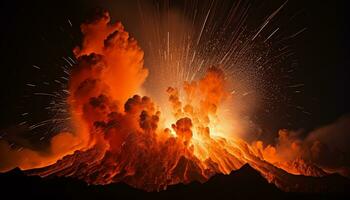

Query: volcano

[0,6,350,198]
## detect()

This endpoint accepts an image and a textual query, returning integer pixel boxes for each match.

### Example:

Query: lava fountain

[29,13,251,190]
[0,11,336,192]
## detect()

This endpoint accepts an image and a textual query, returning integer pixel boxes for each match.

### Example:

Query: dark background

[0,0,348,141]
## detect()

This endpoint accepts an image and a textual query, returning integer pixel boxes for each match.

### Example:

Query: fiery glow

[28,13,251,190]
[1,10,347,192]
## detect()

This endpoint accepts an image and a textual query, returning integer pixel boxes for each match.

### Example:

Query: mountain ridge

[1,163,349,200]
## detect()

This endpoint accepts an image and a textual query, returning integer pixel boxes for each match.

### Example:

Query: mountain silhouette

[0,164,349,200]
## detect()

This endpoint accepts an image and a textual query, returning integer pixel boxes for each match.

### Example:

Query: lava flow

[29,13,250,190]
[1,11,343,192]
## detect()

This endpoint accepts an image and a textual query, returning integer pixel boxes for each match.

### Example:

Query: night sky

[0,0,349,141]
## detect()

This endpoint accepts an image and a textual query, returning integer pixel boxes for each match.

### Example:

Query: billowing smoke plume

[18,11,248,191]
[0,10,148,172]
[251,116,350,177]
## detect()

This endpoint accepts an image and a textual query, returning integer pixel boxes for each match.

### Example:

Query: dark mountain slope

[0,164,349,200]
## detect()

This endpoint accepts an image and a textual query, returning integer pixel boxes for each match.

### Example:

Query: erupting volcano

[0,4,349,197]
[0,11,333,191]
[28,13,255,190]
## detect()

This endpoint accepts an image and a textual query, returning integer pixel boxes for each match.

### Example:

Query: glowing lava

[1,11,336,192]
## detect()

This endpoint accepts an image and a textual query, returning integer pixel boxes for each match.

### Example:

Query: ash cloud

[0,10,148,172]
[252,115,350,177]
